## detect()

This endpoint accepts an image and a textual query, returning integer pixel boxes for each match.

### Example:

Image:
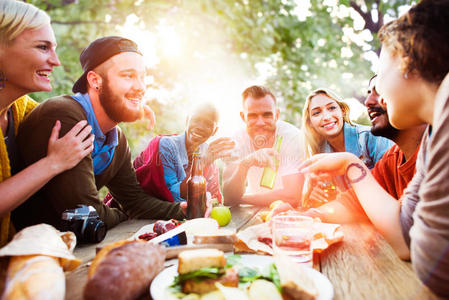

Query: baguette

[1,255,65,300]
[0,224,81,300]
[84,240,165,300]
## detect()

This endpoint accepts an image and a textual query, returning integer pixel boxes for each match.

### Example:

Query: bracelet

[345,163,367,184]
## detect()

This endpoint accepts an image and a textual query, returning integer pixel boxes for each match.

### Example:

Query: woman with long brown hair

[301,88,392,208]
[302,88,392,168]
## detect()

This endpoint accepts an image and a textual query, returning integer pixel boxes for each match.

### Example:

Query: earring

[0,71,7,90]
[95,86,99,90]
[404,72,409,79]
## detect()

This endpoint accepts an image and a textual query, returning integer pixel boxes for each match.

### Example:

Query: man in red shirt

[366,75,426,199]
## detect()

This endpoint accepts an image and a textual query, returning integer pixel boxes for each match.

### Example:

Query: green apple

[210,206,232,227]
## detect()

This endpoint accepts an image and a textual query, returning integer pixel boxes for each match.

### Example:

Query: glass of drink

[301,174,338,209]
[271,215,314,267]
[220,138,240,162]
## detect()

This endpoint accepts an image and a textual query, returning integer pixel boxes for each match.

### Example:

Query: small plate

[150,254,333,300]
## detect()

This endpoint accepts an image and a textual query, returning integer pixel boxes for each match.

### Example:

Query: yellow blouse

[0,95,38,246]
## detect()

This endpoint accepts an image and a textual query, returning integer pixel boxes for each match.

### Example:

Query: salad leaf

[171,267,225,286]
[225,254,241,268]
[238,266,262,283]
[237,263,282,292]
[263,264,281,292]
[170,255,282,294]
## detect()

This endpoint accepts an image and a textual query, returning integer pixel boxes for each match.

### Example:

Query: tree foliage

[204,0,414,122]
[26,0,413,155]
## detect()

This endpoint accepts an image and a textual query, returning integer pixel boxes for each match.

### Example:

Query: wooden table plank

[67,208,438,300]
[74,219,151,263]
[67,206,260,300]
[320,222,438,300]
[228,205,261,231]
[73,205,259,263]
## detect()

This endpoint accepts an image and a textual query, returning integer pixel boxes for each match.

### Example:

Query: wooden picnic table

[65,205,438,300]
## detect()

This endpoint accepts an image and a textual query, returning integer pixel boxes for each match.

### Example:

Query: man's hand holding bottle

[241,148,279,169]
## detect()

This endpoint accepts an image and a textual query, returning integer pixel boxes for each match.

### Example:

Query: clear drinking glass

[301,173,338,209]
[221,138,240,162]
[271,215,314,267]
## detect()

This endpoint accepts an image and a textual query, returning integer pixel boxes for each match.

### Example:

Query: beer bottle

[187,152,207,219]
[260,135,283,189]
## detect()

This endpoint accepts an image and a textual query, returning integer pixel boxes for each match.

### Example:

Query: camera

[60,205,107,243]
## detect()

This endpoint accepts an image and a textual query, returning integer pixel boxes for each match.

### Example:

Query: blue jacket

[158,133,208,202]
[321,122,393,169]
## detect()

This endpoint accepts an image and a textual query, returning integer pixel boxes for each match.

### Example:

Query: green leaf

[238,266,262,283]
[262,264,282,292]
[236,263,281,292]
[171,267,225,286]
[226,254,242,268]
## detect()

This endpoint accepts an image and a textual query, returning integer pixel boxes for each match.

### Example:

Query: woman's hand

[298,152,360,175]
[0,120,94,214]
[308,185,330,205]
[46,120,94,174]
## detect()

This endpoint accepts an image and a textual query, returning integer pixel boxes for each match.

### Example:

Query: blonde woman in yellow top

[0,0,94,245]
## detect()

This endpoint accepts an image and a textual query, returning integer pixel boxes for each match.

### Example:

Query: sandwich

[174,249,238,294]
[273,253,318,300]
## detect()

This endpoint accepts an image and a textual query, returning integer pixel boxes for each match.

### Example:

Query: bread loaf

[0,224,81,300]
[87,240,133,278]
[84,240,165,300]
[1,255,65,300]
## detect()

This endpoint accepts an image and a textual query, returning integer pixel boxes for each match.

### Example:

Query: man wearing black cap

[12,36,186,230]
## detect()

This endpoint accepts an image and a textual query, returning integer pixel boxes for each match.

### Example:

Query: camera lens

[84,219,107,243]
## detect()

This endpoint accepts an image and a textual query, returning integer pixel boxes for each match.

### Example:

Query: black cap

[72,36,142,93]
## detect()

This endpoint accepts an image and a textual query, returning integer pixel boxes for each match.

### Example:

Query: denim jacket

[158,133,209,202]
[321,122,394,169]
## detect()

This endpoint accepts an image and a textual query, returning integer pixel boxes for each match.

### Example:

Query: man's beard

[99,79,143,123]
[371,123,399,140]
[369,107,400,140]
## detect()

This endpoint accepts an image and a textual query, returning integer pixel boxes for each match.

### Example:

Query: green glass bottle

[260,135,283,189]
